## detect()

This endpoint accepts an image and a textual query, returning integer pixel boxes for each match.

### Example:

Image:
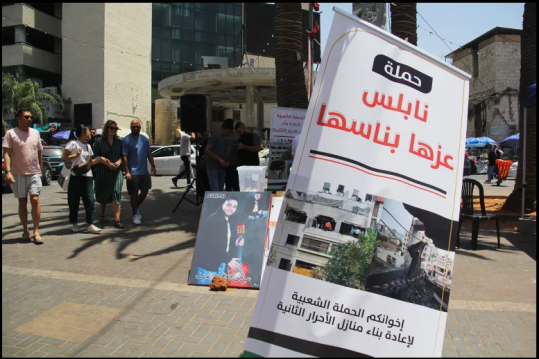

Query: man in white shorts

[2,109,44,244]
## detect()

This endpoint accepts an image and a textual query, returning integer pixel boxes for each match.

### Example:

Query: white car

[508,162,518,178]
[149,145,196,176]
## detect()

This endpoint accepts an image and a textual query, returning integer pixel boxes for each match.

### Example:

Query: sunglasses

[23,115,34,120]
[109,127,118,131]
[131,126,141,129]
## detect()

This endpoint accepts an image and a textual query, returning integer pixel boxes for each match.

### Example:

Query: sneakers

[137,209,142,219]
[86,224,102,233]
[133,215,141,225]
[172,178,178,187]
[72,224,82,233]
[484,180,491,184]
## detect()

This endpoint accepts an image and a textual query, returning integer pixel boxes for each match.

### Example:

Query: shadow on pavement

[65,189,201,260]
[457,229,525,254]
[502,231,537,261]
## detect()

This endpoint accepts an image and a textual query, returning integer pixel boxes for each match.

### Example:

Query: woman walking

[94,120,125,228]
[61,125,103,233]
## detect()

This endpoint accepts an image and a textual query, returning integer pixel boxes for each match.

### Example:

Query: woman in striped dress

[94,120,125,228]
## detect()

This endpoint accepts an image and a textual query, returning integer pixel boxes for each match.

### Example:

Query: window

[162,39,171,61]
[171,4,183,27]
[195,9,206,31]
[233,110,241,122]
[278,258,292,271]
[300,237,330,254]
[74,104,92,127]
[373,202,380,217]
[154,147,173,158]
[213,109,225,122]
[285,207,307,224]
[365,194,373,202]
[161,3,172,26]
[286,234,300,246]
[295,260,317,270]
[173,147,181,156]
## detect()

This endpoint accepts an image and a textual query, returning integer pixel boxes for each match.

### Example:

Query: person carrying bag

[61,125,103,233]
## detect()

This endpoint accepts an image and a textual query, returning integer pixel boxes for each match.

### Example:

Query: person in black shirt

[485,144,497,184]
[235,122,261,166]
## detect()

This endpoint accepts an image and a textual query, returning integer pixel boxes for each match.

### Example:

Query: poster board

[188,192,272,289]
[244,7,470,357]
[270,107,306,142]
[261,194,285,279]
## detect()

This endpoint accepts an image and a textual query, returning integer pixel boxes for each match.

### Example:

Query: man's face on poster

[222,199,238,217]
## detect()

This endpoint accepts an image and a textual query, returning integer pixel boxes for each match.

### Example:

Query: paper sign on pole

[270,107,306,142]
[244,7,470,358]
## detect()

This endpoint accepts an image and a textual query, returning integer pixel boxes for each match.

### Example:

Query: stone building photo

[365,198,456,312]
[266,180,385,289]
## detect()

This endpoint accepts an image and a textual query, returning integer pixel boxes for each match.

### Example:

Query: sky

[319,3,524,61]
[379,199,413,237]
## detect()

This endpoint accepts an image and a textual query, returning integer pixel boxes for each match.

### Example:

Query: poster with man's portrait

[188,192,272,289]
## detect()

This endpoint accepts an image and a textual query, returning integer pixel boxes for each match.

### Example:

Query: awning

[465,137,497,148]
[499,133,519,149]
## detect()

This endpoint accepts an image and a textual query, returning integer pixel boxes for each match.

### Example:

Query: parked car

[2,148,52,193]
[149,145,196,175]
[508,162,518,178]
[150,145,163,153]
[42,145,65,178]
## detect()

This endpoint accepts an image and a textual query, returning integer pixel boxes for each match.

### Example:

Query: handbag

[70,142,92,176]
[71,160,92,176]
[57,162,72,192]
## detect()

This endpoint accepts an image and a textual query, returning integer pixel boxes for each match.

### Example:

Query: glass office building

[151,3,243,87]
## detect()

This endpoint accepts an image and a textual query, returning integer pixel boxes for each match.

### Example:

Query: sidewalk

[2,177,536,357]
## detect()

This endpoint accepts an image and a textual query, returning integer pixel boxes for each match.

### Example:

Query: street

[2,176,536,357]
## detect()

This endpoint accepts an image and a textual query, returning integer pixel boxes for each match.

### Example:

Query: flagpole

[309,3,314,99]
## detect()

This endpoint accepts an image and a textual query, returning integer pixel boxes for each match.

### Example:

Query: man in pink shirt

[2,109,44,244]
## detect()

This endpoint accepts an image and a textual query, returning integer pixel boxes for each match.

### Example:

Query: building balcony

[2,3,61,36]
[303,226,356,244]
[2,44,61,74]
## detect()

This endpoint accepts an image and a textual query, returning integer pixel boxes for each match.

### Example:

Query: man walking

[205,119,233,191]
[172,130,195,187]
[122,119,156,224]
[2,109,44,244]
[485,144,497,184]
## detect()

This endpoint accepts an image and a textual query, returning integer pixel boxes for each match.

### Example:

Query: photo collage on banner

[244,7,470,358]
[188,192,271,289]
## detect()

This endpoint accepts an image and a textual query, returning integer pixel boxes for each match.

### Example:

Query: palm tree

[274,3,309,109]
[503,3,536,213]
[2,72,63,132]
[390,3,417,46]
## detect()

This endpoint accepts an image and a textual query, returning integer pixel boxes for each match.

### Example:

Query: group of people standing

[2,109,156,244]
[172,119,262,192]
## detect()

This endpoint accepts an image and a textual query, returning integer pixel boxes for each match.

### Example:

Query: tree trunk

[390,3,417,46]
[274,3,309,109]
[502,3,536,213]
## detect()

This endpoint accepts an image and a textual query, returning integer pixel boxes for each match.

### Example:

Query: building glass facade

[151,3,243,87]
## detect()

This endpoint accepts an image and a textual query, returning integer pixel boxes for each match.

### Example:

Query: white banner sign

[270,107,306,142]
[244,7,470,358]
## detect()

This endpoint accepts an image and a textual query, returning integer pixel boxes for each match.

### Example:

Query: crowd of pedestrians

[2,110,157,243]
